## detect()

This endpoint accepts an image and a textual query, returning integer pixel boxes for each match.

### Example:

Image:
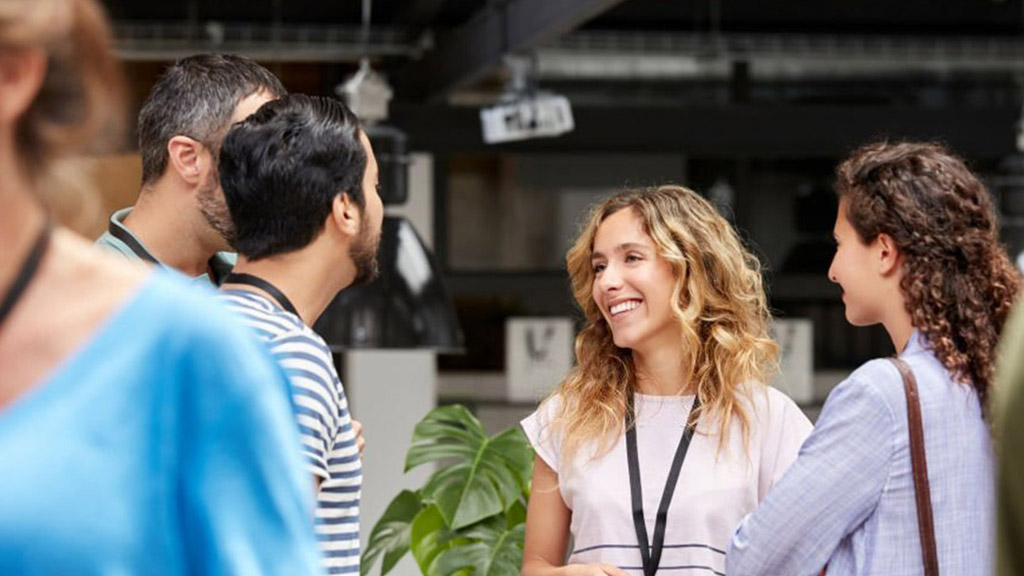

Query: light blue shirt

[0,272,321,575]
[95,207,236,285]
[727,331,994,576]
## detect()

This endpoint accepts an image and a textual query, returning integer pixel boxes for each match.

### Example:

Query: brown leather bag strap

[888,357,940,576]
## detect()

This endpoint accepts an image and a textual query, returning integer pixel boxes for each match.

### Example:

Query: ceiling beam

[395,0,628,103]
[111,22,415,62]
[389,103,1018,158]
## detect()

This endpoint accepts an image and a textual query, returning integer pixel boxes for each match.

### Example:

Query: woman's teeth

[610,300,640,316]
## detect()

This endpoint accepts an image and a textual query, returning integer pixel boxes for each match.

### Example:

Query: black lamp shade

[313,215,464,352]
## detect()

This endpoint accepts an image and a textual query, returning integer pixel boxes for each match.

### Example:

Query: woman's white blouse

[522,386,812,575]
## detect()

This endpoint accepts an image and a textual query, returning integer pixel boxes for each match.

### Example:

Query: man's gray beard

[196,173,236,249]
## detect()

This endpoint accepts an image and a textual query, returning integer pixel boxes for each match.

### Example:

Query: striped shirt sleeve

[219,289,362,574]
[269,333,341,481]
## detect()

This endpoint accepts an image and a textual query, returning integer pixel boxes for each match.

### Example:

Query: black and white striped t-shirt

[220,289,362,575]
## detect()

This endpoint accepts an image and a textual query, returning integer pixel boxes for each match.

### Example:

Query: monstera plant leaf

[433,517,527,576]
[405,405,533,530]
[504,499,527,528]
[361,490,422,576]
[364,405,535,576]
[409,504,473,576]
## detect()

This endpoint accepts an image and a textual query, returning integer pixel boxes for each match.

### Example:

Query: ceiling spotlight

[480,54,574,144]
[338,59,393,125]
[337,0,393,124]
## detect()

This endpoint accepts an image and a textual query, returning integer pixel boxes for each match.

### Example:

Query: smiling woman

[589,210,680,355]
[519,186,812,576]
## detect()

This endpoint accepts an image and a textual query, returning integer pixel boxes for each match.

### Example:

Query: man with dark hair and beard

[217,94,383,575]
[96,53,286,283]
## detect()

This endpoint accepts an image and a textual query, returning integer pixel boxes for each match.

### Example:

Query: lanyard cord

[108,220,159,264]
[0,219,52,333]
[625,394,701,576]
[223,272,300,317]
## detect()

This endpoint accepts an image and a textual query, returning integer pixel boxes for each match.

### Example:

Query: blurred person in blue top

[726,141,1022,576]
[0,1,322,574]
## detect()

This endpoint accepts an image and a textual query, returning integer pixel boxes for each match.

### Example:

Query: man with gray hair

[97,54,366,506]
[97,53,286,284]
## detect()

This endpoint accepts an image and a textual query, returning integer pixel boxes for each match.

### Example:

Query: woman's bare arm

[521,455,629,576]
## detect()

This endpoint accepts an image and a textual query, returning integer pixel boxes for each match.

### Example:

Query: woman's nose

[597,264,623,293]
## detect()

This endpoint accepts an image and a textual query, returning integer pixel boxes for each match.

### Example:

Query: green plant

[362,405,534,576]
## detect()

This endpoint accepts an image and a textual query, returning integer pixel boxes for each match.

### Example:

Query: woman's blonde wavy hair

[0,0,126,232]
[548,185,779,468]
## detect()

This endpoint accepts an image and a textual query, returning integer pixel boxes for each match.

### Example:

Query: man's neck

[123,187,220,277]
[227,249,353,327]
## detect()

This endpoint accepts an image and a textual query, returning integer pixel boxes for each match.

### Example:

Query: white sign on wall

[770,318,814,404]
[506,317,575,402]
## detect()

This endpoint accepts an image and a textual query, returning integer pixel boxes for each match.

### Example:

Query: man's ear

[876,232,902,276]
[330,191,361,238]
[166,136,206,186]
[0,49,46,126]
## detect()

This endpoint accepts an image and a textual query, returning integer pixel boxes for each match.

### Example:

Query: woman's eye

[592,263,606,274]
[625,253,642,263]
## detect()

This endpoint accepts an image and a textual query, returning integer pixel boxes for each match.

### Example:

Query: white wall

[345,350,436,576]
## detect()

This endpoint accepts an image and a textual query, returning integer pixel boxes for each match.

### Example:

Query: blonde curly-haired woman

[521,186,812,576]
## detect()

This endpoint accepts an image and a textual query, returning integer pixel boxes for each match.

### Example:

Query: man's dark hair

[219,94,367,260]
[137,53,287,185]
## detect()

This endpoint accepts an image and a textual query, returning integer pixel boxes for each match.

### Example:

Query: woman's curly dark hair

[837,141,1022,411]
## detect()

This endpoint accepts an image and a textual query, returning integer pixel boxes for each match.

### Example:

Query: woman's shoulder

[58,233,216,338]
[115,272,229,335]
[742,381,813,433]
[146,274,277,362]
[75,246,278,376]
[130,273,294,413]
[739,381,802,416]
[48,237,284,390]
[840,358,906,407]
[523,392,565,432]
[521,392,570,472]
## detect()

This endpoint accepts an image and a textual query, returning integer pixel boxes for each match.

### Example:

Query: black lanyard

[625,393,701,576]
[109,220,230,285]
[0,219,52,332]
[223,272,300,317]
[108,219,159,264]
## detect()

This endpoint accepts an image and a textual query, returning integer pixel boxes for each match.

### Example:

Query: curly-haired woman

[727,141,1022,576]
[520,186,813,576]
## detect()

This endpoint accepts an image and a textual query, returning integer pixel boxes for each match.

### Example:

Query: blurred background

[87,1,1024,566]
